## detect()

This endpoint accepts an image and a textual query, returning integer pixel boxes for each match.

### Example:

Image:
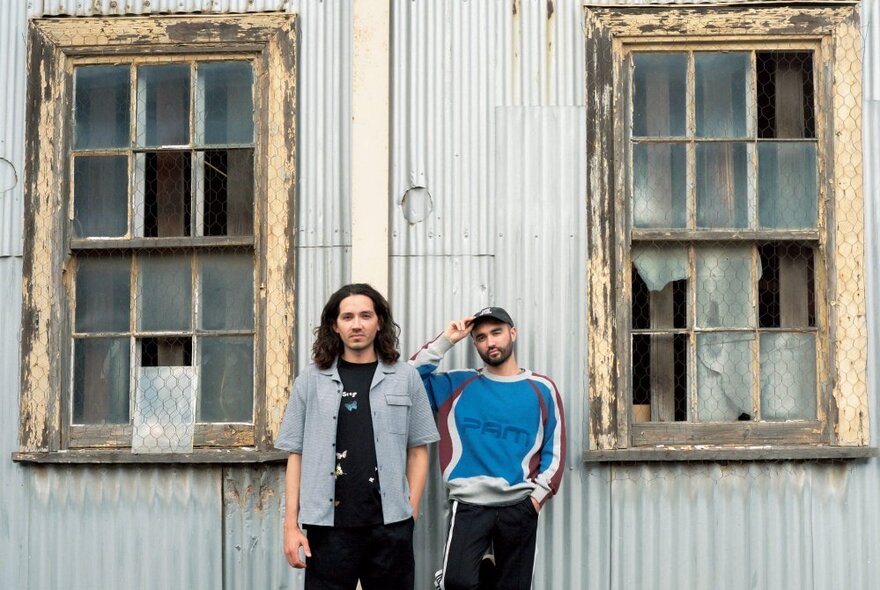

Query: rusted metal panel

[28,0,290,17]
[223,465,302,589]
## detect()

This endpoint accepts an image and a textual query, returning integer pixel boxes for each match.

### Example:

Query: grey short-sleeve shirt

[275,358,439,527]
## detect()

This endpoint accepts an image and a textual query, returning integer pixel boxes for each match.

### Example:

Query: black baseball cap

[470,306,514,328]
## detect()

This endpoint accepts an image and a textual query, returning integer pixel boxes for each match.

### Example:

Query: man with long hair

[410,307,566,590]
[276,283,439,589]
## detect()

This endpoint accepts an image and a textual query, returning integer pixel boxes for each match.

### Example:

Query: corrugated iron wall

[0,1,26,257]
[2,1,880,589]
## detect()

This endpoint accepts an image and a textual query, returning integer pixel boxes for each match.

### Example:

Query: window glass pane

[696,332,754,421]
[137,151,192,237]
[199,336,254,422]
[137,254,192,332]
[632,245,688,293]
[76,256,130,333]
[758,142,818,229]
[757,52,815,139]
[197,62,254,145]
[73,156,128,238]
[632,53,687,137]
[696,52,751,138]
[760,333,816,420]
[696,143,749,228]
[633,143,687,228]
[200,252,254,330]
[137,64,190,147]
[198,149,254,236]
[73,337,130,424]
[132,366,197,453]
[696,246,754,328]
[74,65,130,149]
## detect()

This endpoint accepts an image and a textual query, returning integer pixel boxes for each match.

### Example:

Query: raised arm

[408,317,476,409]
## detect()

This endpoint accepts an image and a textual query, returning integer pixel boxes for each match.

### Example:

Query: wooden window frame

[583,4,873,461]
[15,15,297,464]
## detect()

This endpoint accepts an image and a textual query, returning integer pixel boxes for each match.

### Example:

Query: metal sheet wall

[28,0,290,17]
[4,1,350,589]
[0,1,26,257]
[390,1,880,590]
[2,2,880,590]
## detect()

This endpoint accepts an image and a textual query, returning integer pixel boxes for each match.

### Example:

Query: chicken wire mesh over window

[70,60,256,453]
[628,49,824,428]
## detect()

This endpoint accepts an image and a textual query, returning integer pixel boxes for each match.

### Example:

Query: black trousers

[304,518,415,590]
[439,498,539,590]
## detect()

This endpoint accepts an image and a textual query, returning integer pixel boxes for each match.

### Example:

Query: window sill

[12,448,290,464]
[582,446,878,463]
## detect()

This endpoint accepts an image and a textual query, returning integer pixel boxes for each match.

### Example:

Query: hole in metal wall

[400,186,433,224]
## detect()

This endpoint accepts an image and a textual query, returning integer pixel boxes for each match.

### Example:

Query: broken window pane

[632,245,688,330]
[760,333,816,420]
[695,52,751,138]
[196,62,254,145]
[632,245,688,293]
[696,332,754,421]
[137,152,192,238]
[140,337,192,367]
[696,143,749,228]
[73,156,129,238]
[632,53,687,137]
[200,251,254,331]
[199,149,254,236]
[199,336,254,422]
[73,337,130,424]
[633,143,687,228]
[696,246,754,328]
[137,254,192,332]
[137,64,190,147]
[757,52,815,139]
[632,333,688,422]
[75,256,130,333]
[758,142,818,229]
[74,65,130,149]
[132,365,197,453]
[758,244,815,328]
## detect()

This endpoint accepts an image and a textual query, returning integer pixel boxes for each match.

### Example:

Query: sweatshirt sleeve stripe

[529,373,567,504]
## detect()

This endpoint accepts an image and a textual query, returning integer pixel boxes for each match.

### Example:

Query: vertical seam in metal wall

[608,464,614,590]
[221,468,227,590]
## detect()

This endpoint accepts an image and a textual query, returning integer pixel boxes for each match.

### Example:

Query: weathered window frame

[584,4,873,461]
[15,15,297,463]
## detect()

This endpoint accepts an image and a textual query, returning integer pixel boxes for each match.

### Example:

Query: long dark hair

[312,283,401,369]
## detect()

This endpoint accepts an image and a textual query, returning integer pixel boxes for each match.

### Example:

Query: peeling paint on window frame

[16,14,298,464]
[584,4,871,461]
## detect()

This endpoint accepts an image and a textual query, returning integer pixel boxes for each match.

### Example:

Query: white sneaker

[433,569,443,590]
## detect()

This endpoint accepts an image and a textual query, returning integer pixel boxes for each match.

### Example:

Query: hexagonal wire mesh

[627,48,850,428]
[70,58,258,452]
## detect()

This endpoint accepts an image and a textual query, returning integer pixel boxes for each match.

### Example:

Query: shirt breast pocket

[384,394,412,435]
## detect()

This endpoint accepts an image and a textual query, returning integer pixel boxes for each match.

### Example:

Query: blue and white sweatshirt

[410,334,566,507]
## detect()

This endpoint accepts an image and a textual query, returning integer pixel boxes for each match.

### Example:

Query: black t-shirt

[333,358,383,527]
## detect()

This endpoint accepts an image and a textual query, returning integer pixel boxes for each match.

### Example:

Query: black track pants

[439,498,539,590]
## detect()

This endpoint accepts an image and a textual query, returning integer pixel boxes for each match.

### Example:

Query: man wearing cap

[410,307,566,590]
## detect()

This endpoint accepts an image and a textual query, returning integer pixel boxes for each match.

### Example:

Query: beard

[478,343,514,367]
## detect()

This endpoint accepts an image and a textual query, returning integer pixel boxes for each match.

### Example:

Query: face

[333,294,381,355]
[471,320,516,367]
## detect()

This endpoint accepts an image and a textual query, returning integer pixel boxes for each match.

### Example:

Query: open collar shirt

[275,358,439,527]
